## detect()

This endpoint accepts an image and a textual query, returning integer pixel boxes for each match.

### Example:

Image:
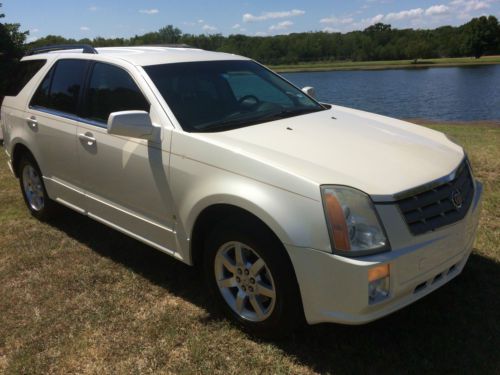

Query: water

[282,65,500,121]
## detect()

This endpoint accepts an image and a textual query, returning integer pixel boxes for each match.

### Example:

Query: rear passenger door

[26,59,89,209]
[76,62,177,253]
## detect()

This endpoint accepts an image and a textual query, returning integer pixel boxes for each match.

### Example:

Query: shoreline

[406,119,500,128]
[271,56,500,73]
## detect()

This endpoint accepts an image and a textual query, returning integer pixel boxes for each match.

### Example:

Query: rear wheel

[204,219,304,338]
[18,156,57,221]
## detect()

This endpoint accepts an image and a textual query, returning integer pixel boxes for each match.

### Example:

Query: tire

[203,217,304,338]
[18,155,57,221]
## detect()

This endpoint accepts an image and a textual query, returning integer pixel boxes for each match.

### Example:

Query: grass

[0,122,499,374]
[270,56,500,73]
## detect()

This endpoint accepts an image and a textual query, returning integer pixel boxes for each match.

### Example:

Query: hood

[191,105,464,200]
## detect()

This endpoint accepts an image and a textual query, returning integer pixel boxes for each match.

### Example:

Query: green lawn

[270,56,500,73]
[0,122,499,374]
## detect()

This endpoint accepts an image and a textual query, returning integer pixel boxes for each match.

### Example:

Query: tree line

[24,16,500,64]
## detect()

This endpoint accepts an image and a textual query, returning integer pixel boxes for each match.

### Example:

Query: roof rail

[137,44,193,48]
[27,44,98,56]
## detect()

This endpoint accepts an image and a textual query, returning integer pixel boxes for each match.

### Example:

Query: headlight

[321,186,390,256]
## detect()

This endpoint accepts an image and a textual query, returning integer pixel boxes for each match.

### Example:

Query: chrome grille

[396,160,474,235]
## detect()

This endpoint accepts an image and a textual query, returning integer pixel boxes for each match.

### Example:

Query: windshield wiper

[193,107,324,133]
[194,117,265,133]
[261,107,324,122]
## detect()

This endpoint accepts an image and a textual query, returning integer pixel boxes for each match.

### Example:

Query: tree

[0,3,28,59]
[462,16,500,58]
[158,25,182,44]
[364,23,392,34]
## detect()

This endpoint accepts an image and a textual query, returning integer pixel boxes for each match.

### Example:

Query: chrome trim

[7,160,14,175]
[80,118,107,128]
[472,180,483,211]
[29,106,107,128]
[371,157,467,203]
[55,197,86,215]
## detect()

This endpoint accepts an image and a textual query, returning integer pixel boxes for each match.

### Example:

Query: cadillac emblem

[451,189,463,209]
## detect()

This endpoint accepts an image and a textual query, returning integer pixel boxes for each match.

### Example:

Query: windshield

[144,60,325,132]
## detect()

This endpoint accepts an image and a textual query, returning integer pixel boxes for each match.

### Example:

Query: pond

[282,65,500,121]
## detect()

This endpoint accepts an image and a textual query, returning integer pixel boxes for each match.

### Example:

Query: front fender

[169,152,332,264]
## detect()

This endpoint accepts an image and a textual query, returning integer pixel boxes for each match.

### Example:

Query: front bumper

[288,180,483,325]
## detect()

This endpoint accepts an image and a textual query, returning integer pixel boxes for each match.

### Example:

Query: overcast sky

[3,0,500,42]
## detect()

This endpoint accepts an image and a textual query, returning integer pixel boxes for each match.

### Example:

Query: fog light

[368,264,390,304]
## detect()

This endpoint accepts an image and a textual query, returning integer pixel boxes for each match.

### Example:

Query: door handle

[26,116,38,129]
[78,132,96,146]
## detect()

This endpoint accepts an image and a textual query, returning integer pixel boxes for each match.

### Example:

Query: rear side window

[30,67,53,108]
[30,59,88,115]
[84,62,149,123]
[5,60,47,97]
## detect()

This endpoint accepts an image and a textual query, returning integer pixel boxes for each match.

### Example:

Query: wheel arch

[11,142,37,178]
[189,202,291,269]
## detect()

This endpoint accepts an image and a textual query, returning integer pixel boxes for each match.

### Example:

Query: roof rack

[27,44,98,56]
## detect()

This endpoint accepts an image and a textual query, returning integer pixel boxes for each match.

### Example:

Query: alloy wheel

[22,164,45,211]
[214,241,276,322]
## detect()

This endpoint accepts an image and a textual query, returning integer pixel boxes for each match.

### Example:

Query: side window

[5,60,47,97]
[30,59,88,115]
[85,63,149,124]
[49,60,87,114]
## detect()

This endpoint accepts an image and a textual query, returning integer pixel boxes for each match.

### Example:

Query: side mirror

[107,111,156,140]
[302,86,316,99]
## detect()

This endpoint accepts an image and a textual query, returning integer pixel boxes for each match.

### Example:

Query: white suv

[1,45,483,337]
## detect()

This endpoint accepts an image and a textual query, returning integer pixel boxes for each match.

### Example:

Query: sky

[2,0,500,42]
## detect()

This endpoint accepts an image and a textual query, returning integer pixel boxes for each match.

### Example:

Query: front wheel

[204,219,304,338]
[18,156,57,221]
